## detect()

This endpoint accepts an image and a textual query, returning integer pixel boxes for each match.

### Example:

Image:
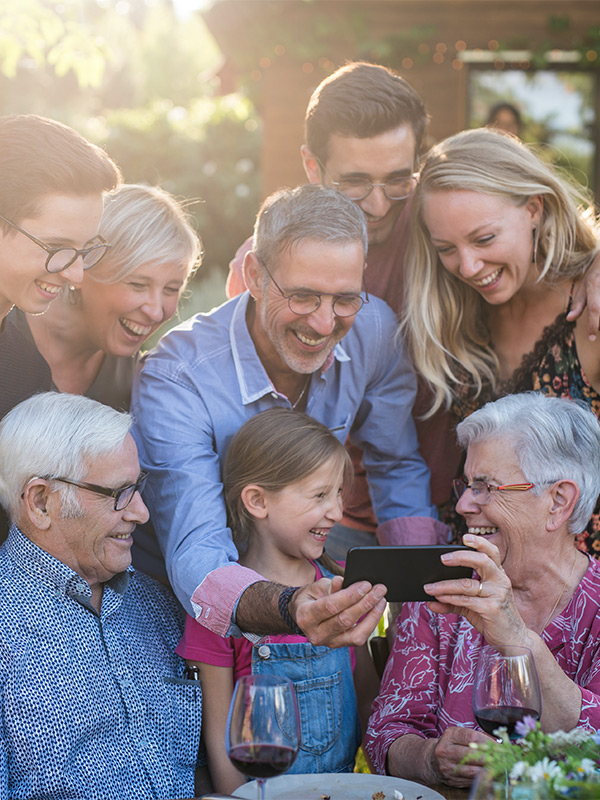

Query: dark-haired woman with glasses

[1,184,200,418]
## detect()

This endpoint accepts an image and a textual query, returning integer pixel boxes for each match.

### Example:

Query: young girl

[176,408,379,793]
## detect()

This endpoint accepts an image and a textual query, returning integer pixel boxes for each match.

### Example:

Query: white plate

[232,772,446,800]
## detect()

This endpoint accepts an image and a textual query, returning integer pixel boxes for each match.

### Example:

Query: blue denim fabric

[251,641,360,774]
[249,561,360,774]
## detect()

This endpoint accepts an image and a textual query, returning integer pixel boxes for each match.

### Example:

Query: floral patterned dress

[451,306,600,556]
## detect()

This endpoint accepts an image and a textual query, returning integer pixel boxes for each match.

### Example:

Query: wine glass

[226,674,300,800]
[473,644,542,741]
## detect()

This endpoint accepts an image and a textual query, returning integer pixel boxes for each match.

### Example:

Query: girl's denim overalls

[250,562,361,773]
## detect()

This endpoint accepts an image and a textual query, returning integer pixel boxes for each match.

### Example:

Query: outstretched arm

[235,576,387,648]
[567,253,600,340]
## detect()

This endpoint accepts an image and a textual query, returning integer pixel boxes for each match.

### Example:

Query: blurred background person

[3,183,201,413]
[485,101,523,138]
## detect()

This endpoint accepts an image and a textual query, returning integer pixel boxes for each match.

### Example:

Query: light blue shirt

[132,292,438,621]
[0,526,202,800]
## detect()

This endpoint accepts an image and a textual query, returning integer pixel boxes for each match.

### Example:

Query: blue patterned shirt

[0,525,202,800]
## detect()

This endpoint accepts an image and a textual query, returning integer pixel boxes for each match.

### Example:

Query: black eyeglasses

[261,261,368,318]
[452,478,535,506]
[0,212,110,274]
[50,471,148,511]
[318,160,418,202]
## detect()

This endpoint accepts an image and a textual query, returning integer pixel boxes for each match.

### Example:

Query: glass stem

[257,777,266,800]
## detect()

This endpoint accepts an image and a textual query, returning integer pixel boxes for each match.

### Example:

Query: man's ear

[301,146,322,184]
[546,479,579,532]
[240,484,268,520]
[21,478,53,531]
[242,251,263,300]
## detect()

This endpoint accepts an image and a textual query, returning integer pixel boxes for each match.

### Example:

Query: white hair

[0,393,132,521]
[456,392,600,535]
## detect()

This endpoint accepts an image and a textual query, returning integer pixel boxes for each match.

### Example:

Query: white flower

[576,758,597,776]
[509,761,529,780]
[527,758,562,783]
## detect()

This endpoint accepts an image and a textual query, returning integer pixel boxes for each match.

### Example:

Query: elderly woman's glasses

[0,212,110,273]
[50,471,148,511]
[452,478,535,505]
[261,261,368,317]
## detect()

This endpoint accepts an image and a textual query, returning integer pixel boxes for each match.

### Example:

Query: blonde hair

[89,183,201,285]
[401,128,599,415]
[223,409,352,569]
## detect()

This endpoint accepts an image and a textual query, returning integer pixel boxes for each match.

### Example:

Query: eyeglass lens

[46,244,110,274]
[288,293,364,317]
[336,176,415,201]
[115,473,148,510]
[452,479,490,504]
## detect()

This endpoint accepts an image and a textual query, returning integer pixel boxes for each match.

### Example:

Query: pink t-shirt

[177,560,354,683]
[365,556,600,775]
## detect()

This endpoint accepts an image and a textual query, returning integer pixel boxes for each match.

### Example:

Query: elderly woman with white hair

[2,183,201,414]
[365,392,600,788]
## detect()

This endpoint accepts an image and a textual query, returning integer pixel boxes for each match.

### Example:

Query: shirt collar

[229,293,350,405]
[6,524,131,605]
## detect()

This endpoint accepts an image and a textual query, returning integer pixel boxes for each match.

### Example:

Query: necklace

[540,550,578,633]
[291,377,310,410]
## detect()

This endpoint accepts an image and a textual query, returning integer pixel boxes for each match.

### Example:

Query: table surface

[174,784,470,800]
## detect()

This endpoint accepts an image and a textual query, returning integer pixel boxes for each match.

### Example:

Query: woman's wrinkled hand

[423,534,529,647]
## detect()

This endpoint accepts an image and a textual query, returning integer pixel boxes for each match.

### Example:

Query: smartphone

[341,545,473,602]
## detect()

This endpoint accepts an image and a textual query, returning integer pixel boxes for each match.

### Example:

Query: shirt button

[258,645,271,659]
[271,392,278,399]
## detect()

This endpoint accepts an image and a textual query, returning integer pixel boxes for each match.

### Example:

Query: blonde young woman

[402,127,600,553]
[4,183,201,412]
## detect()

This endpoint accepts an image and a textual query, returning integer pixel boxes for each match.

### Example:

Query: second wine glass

[226,674,300,800]
[473,644,542,741]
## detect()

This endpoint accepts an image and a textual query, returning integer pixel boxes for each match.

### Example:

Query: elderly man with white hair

[0,392,202,800]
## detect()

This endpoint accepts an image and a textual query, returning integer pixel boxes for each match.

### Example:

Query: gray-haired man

[133,184,449,646]
[0,392,203,800]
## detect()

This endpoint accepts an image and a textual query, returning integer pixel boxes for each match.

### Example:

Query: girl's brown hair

[223,408,352,574]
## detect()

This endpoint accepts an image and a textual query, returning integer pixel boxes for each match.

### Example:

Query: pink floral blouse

[365,557,600,774]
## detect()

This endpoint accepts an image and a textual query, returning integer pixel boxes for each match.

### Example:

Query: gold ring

[477,581,484,597]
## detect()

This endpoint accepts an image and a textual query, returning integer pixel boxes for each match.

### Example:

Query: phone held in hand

[341,545,473,602]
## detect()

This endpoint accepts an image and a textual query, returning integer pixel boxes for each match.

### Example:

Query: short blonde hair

[90,183,201,285]
[402,128,599,415]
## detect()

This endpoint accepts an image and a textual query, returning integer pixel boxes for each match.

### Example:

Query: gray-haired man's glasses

[0,212,110,274]
[262,261,368,318]
[49,471,148,511]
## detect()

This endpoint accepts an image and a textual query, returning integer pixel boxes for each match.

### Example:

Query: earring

[532,227,539,265]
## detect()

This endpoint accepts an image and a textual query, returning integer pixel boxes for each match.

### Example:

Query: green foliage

[0,0,111,87]
[83,95,261,275]
[467,721,600,796]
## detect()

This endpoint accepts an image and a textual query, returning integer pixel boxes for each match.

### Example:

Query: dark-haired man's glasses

[452,478,535,506]
[50,471,148,511]
[0,212,110,274]
[318,160,418,202]
[262,261,368,318]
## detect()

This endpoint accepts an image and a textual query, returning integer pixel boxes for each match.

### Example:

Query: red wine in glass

[227,674,300,800]
[473,645,542,741]
[475,705,541,738]
[228,743,298,779]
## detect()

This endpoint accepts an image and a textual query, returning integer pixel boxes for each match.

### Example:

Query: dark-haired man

[226,62,461,556]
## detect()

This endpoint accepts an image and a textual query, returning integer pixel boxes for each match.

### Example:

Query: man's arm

[349,300,450,544]
[567,251,600,339]
[131,342,259,621]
